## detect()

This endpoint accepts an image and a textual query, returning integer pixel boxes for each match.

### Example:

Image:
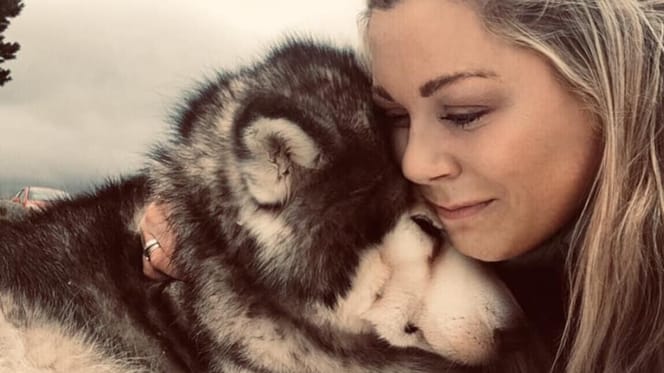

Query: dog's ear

[233,95,328,207]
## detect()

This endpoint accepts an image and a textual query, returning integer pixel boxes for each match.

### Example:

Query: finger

[142,202,177,257]
[143,255,169,280]
[140,201,182,280]
[146,244,184,280]
[140,233,159,275]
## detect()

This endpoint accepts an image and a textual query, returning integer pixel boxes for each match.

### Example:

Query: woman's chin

[452,240,529,263]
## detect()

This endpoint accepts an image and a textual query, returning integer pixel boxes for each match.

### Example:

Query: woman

[141,0,664,371]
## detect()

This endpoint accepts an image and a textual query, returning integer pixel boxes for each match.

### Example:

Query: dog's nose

[493,325,529,354]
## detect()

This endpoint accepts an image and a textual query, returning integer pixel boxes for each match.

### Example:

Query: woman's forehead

[367,1,501,64]
[366,2,510,94]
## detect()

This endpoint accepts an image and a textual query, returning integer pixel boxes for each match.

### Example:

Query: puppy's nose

[493,325,529,354]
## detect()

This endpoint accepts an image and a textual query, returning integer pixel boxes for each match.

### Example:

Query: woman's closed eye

[382,107,490,130]
[441,107,491,129]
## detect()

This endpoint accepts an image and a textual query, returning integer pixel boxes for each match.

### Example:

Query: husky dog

[0,39,522,373]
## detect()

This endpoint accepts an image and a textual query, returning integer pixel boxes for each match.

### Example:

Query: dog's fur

[0,39,543,372]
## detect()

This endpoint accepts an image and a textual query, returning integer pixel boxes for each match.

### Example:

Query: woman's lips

[433,200,494,220]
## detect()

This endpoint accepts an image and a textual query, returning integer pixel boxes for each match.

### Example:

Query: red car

[11,186,71,210]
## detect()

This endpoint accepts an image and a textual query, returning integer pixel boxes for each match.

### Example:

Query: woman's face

[368,0,601,261]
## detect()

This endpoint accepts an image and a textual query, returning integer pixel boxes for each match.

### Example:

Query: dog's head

[150,39,411,306]
[231,40,412,306]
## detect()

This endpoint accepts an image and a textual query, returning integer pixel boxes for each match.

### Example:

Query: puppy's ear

[233,96,327,207]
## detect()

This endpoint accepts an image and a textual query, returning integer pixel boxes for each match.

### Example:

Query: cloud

[0,0,365,195]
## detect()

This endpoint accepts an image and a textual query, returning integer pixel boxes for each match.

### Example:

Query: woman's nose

[400,126,462,185]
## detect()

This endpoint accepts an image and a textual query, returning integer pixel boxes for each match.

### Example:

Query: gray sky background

[0,0,366,197]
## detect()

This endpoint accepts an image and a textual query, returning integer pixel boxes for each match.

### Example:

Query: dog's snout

[403,322,419,335]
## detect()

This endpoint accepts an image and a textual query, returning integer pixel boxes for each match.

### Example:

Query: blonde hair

[363,1,664,372]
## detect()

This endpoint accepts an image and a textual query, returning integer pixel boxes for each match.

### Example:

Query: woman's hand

[139,201,182,280]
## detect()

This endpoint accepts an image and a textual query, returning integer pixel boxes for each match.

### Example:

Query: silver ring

[143,238,161,261]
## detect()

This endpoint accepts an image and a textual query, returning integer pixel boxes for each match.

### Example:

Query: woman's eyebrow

[420,70,499,98]
[372,70,499,102]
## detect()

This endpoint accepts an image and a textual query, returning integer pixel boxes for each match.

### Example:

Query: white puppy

[361,204,522,365]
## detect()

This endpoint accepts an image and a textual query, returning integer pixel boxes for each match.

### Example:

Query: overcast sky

[0,0,366,197]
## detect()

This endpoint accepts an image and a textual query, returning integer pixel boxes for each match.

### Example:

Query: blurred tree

[0,0,24,86]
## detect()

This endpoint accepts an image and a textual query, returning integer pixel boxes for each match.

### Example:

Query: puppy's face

[230,46,410,305]
[234,94,408,238]
[150,41,411,306]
